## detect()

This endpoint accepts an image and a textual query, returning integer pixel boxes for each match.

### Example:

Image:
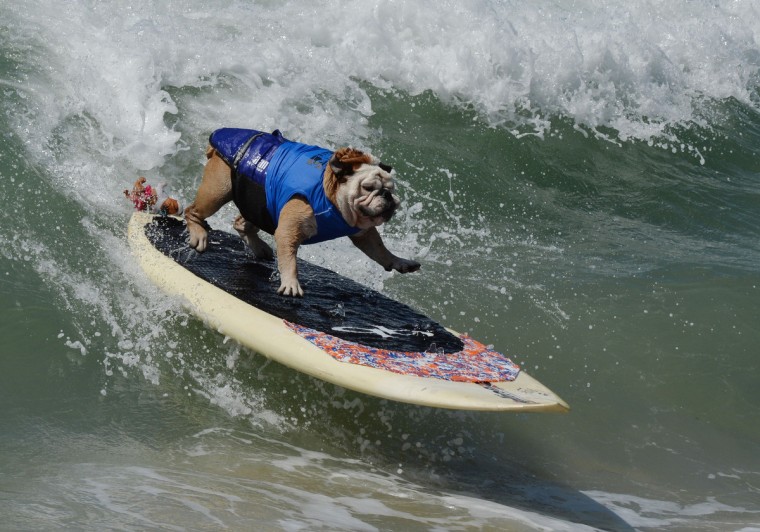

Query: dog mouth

[355,189,398,222]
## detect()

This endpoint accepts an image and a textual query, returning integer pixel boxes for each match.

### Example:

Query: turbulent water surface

[1,1,759,530]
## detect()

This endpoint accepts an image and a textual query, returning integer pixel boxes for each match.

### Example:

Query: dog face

[326,148,401,229]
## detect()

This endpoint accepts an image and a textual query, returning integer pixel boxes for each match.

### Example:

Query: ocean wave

[4,0,760,177]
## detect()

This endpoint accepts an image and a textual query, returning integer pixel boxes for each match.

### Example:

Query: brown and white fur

[184,145,420,297]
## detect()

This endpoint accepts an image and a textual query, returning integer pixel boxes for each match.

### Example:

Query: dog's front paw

[277,278,304,297]
[187,225,208,253]
[388,257,421,273]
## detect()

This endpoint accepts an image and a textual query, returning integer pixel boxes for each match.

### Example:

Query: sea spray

[2,2,760,529]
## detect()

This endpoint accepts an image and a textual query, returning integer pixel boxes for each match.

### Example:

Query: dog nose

[380,197,397,221]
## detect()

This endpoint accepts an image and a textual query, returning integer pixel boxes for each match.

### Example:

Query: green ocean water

[2,1,760,530]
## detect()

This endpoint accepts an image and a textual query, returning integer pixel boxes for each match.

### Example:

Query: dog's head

[325,147,400,229]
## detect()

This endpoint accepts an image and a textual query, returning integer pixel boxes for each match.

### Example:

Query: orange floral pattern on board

[284,321,520,383]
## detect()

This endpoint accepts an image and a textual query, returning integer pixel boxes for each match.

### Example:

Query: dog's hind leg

[184,148,233,252]
[233,215,274,259]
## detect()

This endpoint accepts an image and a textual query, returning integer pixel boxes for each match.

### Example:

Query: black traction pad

[145,217,464,353]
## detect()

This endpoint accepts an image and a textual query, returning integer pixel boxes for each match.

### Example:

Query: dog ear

[329,148,373,180]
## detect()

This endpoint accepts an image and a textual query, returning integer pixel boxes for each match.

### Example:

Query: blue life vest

[209,128,360,244]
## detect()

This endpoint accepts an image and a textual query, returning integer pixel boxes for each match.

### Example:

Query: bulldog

[184,128,420,296]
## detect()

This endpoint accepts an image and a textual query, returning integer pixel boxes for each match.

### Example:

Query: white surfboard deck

[128,212,569,412]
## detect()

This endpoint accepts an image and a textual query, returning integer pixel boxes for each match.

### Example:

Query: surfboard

[128,212,569,412]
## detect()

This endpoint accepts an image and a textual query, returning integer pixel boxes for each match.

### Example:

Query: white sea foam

[585,490,760,529]
[6,0,760,183]
[58,430,603,531]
